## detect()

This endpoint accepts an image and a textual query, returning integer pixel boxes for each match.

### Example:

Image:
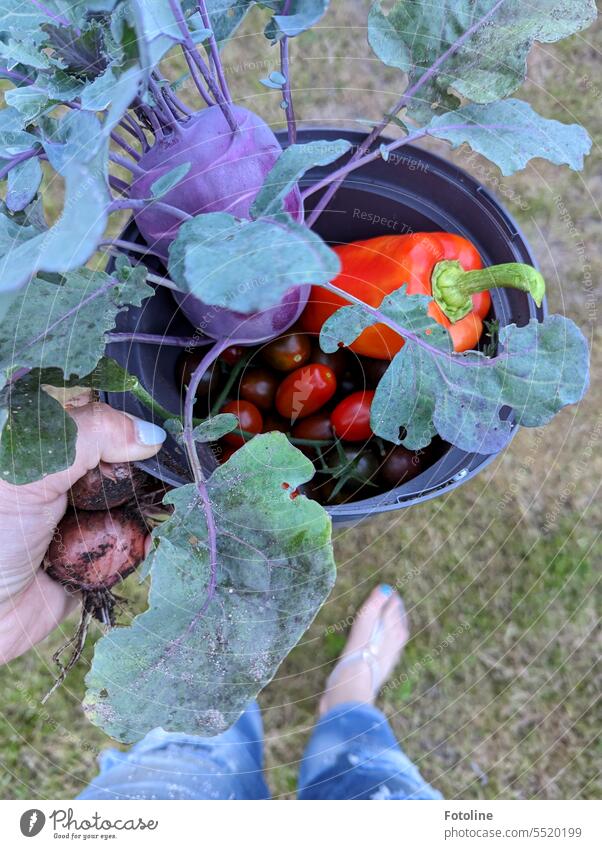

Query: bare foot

[319,584,410,716]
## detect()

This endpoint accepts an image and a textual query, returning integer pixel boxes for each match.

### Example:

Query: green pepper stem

[431,260,545,323]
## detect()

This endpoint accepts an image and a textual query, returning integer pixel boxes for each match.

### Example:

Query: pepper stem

[431,260,545,323]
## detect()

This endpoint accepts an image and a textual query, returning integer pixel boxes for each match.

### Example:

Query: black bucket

[104,128,545,524]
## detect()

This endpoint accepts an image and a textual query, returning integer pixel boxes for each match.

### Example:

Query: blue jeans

[79,702,442,801]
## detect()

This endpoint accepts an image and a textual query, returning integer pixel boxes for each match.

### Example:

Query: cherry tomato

[262,413,290,434]
[378,446,424,488]
[261,333,311,372]
[221,400,263,447]
[324,446,381,503]
[220,345,247,366]
[331,391,375,441]
[311,346,349,380]
[291,412,333,441]
[239,367,278,411]
[275,363,337,421]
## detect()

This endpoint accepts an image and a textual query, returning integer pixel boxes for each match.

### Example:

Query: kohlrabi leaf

[265,0,330,42]
[150,162,192,198]
[0,372,77,485]
[130,0,185,69]
[39,357,140,393]
[84,433,336,741]
[5,155,42,212]
[4,86,56,123]
[373,315,589,453]
[192,414,238,442]
[0,269,153,381]
[0,108,40,157]
[203,0,255,47]
[80,66,119,111]
[0,343,148,489]
[368,0,598,122]
[321,288,589,453]
[0,111,111,311]
[427,99,592,176]
[250,139,352,218]
[168,212,340,313]
[319,285,450,355]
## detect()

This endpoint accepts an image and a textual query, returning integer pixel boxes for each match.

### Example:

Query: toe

[344,584,395,653]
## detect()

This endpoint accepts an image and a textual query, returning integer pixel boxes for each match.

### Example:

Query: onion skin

[68,463,144,511]
[44,508,147,593]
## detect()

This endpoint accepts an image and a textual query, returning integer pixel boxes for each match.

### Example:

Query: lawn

[0,2,600,800]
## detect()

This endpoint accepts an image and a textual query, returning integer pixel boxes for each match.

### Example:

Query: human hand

[0,402,166,664]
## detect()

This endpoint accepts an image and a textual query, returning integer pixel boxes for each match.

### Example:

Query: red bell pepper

[300,232,544,360]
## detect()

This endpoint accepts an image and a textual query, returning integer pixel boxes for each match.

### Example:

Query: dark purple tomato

[291,412,333,442]
[311,346,349,381]
[239,367,278,411]
[325,446,381,503]
[220,345,247,366]
[379,445,425,488]
[261,333,311,372]
[262,413,290,434]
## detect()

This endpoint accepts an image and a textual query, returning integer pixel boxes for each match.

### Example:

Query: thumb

[47,402,167,495]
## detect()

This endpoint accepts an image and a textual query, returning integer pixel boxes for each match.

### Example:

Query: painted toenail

[380,584,393,597]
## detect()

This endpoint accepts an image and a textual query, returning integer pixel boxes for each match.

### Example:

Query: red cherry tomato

[275,363,337,421]
[331,391,375,442]
[221,400,263,447]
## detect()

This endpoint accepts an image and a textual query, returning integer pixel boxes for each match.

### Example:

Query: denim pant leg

[298,702,442,800]
[78,702,270,800]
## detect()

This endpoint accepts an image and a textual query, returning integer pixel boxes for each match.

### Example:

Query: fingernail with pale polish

[130,416,167,446]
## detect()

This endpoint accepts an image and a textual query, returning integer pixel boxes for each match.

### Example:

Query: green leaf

[0,108,39,157]
[265,0,330,42]
[373,318,588,453]
[192,414,238,442]
[250,139,352,218]
[427,99,592,175]
[150,161,191,198]
[39,357,140,393]
[319,284,450,355]
[6,156,42,212]
[0,111,111,312]
[0,372,77,485]
[80,66,118,111]
[0,269,153,381]
[130,0,185,68]
[84,433,336,741]
[4,86,56,123]
[203,0,255,47]
[368,0,598,122]
[168,212,340,313]
[321,288,589,453]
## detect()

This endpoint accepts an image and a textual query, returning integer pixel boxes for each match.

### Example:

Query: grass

[0,3,600,800]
